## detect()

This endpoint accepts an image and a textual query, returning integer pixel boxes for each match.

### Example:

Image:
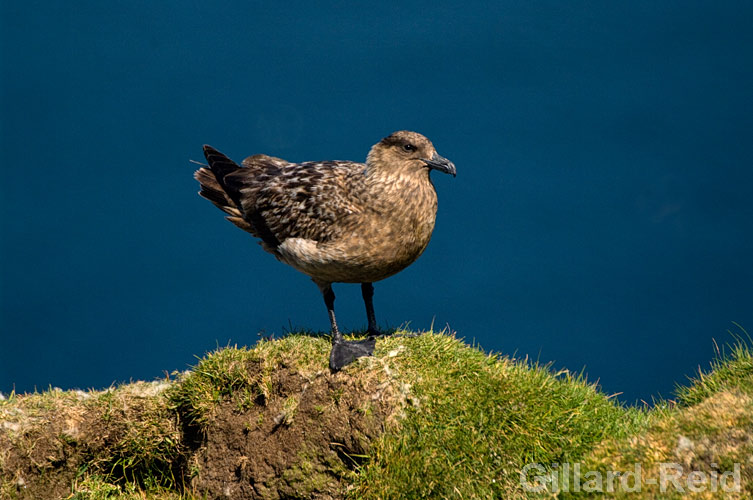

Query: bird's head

[367,130,456,178]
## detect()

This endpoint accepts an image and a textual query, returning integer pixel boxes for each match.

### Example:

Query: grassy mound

[1,330,751,499]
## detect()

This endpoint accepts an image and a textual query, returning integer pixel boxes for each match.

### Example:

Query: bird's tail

[194,146,252,232]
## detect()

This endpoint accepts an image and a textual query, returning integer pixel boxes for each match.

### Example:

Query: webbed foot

[329,338,376,372]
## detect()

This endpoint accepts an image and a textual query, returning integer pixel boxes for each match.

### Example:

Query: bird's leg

[315,281,375,372]
[321,283,343,344]
[361,282,381,337]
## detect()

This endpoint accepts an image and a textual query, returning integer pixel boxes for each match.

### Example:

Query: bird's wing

[228,161,368,246]
[242,154,289,170]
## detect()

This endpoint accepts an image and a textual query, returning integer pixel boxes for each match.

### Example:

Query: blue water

[2,1,752,403]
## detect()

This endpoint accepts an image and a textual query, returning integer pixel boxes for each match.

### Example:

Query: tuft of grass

[0,381,184,499]
[92,382,183,490]
[277,395,300,427]
[69,474,192,499]
[167,336,329,432]
[167,345,264,430]
[351,330,646,499]
[564,340,753,499]
[675,339,753,407]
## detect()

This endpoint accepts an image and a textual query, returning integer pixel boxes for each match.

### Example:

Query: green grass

[0,381,184,499]
[675,338,753,407]
[2,330,752,499]
[167,336,330,432]
[68,475,189,500]
[564,337,753,499]
[351,332,646,498]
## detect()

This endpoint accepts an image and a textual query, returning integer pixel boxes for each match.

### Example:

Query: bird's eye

[403,143,416,152]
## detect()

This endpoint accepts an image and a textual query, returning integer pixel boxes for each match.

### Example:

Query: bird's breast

[275,174,439,283]
[336,174,438,281]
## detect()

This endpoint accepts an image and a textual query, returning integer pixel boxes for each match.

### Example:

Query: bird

[194,131,456,371]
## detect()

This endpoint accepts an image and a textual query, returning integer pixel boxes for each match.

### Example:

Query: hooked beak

[422,152,457,177]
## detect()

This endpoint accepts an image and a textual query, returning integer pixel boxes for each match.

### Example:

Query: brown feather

[194,131,454,284]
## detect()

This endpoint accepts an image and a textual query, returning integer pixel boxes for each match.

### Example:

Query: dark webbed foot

[329,338,376,372]
[319,281,381,371]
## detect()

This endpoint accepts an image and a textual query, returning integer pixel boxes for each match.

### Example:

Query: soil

[0,383,181,500]
[1,358,404,500]
[190,365,398,499]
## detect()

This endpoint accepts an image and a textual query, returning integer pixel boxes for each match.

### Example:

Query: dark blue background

[2,1,752,403]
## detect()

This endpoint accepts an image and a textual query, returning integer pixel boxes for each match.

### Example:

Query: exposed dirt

[1,355,406,500]
[0,381,181,500]
[190,364,399,499]
[0,393,87,499]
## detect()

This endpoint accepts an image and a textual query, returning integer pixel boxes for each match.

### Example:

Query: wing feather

[248,161,368,244]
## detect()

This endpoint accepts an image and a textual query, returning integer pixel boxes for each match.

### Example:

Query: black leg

[315,280,376,372]
[361,282,381,336]
[321,283,343,344]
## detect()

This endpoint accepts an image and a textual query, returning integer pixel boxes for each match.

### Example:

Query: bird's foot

[329,337,376,372]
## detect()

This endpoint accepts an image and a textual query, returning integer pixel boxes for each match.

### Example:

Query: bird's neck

[357,165,438,266]
[365,167,438,224]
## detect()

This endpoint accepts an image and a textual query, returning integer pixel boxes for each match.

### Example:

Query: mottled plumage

[195,131,456,370]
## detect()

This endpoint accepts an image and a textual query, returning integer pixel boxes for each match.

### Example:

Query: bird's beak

[423,152,457,177]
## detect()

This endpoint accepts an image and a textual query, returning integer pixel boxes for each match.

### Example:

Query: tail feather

[226,215,253,233]
[194,145,265,238]
[194,167,238,215]
[203,145,240,181]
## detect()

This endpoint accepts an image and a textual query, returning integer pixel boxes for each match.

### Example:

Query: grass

[351,333,647,498]
[675,338,753,406]
[167,336,330,432]
[68,475,187,500]
[2,329,752,499]
[568,333,753,499]
[0,381,183,499]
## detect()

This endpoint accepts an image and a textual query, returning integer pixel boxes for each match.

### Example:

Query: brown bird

[195,131,456,371]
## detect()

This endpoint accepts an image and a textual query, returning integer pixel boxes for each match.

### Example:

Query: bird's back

[242,160,370,245]
[197,149,370,247]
